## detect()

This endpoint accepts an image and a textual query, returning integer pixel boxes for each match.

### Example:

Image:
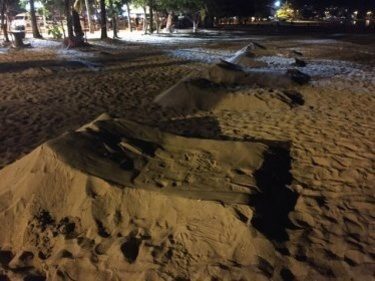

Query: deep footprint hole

[23,275,46,281]
[251,143,299,242]
[0,250,14,266]
[121,237,142,263]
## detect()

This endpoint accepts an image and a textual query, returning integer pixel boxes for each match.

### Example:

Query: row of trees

[62,0,275,39]
[1,0,374,43]
[1,0,277,43]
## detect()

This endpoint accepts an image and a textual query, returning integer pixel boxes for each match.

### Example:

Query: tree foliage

[276,1,296,21]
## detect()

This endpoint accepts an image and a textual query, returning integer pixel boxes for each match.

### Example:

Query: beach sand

[0,32,374,280]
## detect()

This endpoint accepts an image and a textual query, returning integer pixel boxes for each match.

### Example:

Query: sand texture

[0,33,374,280]
[0,115,281,280]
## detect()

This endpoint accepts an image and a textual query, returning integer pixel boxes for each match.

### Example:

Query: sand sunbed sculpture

[155,42,308,112]
[0,112,297,280]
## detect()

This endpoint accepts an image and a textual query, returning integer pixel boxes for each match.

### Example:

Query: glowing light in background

[25,1,43,11]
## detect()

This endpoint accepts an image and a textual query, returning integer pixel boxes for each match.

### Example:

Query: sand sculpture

[0,113,297,280]
[155,43,309,112]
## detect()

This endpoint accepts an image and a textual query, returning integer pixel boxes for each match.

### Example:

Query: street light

[274,1,281,8]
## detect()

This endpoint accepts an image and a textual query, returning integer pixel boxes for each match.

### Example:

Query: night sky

[291,0,375,9]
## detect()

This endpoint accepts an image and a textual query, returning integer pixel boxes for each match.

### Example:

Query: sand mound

[155,72,304,113]
[155,44,309,113]
[205,61,304,87]
[232,56,269,68]
[155,79,304,113]
[0,115,290,280]
[228,44,268,68]
[154,78,227,112]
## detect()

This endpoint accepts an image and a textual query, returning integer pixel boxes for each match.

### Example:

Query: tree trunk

[12,31,25,47]
[1,0,9,42]
[60,18,66,39]
[42,9,47,29]
[203,14,214,28]
[108,0,117,38]
[203,4,213,28]
[29,0,42,38]
[165,11,173,33]
[84,0,94,33]
[112,15,118,38]
[155,11,160,33]
[192,13,199,33]
[142,6,147,34]
[195,12,200,33]
[192,20,197,33]
[72,9,84,37]
[100,0,107,39]
[149,5,153,33]
[126,2,132,32]
[64,0,74,39]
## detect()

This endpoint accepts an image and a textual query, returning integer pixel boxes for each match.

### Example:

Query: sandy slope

[0,34,374,280]
[0,116,278,280]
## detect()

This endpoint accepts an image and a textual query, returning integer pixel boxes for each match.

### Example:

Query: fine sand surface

[0,32,374,280]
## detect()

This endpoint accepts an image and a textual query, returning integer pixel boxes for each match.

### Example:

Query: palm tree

[29,0,42,38]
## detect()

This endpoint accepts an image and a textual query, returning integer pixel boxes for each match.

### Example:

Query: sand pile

[154,76,304,113]
[155,43,308,113]
[205,60,309,87]
[227,43,268,68]
[0,114,293,280]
